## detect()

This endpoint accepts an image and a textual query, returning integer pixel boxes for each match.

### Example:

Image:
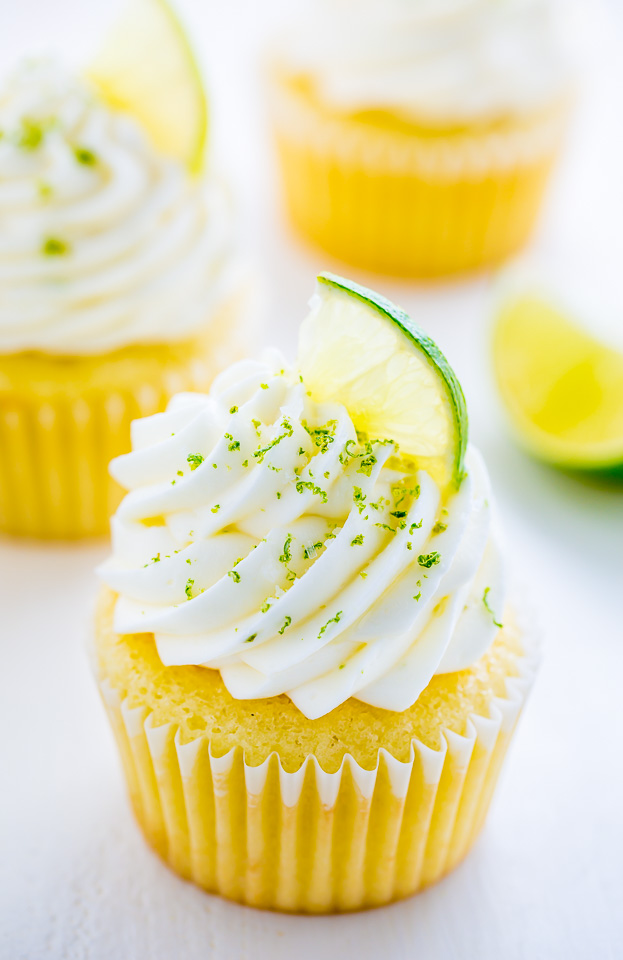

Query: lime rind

[155,0,207,174]
[89,0,208,174]
[307,272,468,490]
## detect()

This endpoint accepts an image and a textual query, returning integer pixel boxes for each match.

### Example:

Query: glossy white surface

[1,1,622,957]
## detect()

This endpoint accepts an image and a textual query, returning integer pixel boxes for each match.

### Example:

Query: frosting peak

[0,60,238,355]
[99,352,505,719]
[275,0,573,123]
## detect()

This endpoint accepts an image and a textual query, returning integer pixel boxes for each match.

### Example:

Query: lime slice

[88,0,207,173]
[493,293,623,474]
[298,273,468,492]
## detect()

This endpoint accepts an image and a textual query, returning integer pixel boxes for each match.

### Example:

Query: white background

[1,2,622,958]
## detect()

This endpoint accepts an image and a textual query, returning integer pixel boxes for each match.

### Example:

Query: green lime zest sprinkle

[74,145,97,165]
[228,569,241,583]
[261,600,272,613]
[211,504,220,513]
[295,480,328,503]
[279,535,292,564]
[352,486,367,513]
[42,236,70,256]
[18,118,46,150]
[278,616,292,636]
[185,578,194,599]
[390,510,407,519]
[432,520,448,535]
[318,610,342,639]
[413,592,422,602]
[229,405,238,414]
[483,587,503,628]
[224,433,240,452]
[244,634,257,643]
[187,453,204,470]
[254,429,290,463]
[418,552,441,569]
[143,553,161,567]
[409,521,423,533]
[351,534,364,546]
[356,454,377,477]
[360,571,368,579]
[304,419,337,453]
[260,383,269,390]
[375,523,396,534]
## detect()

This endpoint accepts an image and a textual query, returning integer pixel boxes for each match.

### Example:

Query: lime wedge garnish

[494,293,623,474]
[88,0,207,173]
[298,273,468,492]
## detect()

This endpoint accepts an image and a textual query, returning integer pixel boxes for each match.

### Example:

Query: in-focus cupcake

[94,274,538,913]
[268,0,574,277]
[0,58,251,539]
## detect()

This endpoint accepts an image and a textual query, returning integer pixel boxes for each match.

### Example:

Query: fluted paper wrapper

[269,75,570,277]
[97,631,539,914]
[0,284,253,539]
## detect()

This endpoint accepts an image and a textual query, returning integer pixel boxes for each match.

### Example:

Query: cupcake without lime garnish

[268,0,574,277]
[94,274,538,913]
[0,3,252,539]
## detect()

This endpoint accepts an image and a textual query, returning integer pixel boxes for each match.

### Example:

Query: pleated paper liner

[0,283,253,539]
[269,75,570,277]
[97,630,539,914]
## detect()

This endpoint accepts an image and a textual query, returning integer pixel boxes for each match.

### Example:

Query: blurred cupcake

[268,0,574,277]
[0,60,252,538]
[94,274,538,912]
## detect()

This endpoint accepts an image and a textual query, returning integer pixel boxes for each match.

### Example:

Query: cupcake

[268,0,574,277]
[94,274,538,912]
[0,60,251,539]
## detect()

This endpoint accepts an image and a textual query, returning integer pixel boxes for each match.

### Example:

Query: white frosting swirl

[0,60,239,355]
[98,351,506,720]
[275,0,573,123]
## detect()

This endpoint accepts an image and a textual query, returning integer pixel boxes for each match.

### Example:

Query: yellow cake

[0,60,250,538]
[268,0,573,277]
[93,276,538,912]
[95,586,534,912]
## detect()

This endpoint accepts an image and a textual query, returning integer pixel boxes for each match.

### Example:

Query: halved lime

[493,293,623,474]
[88,0,207,173]
[298,273,468,492]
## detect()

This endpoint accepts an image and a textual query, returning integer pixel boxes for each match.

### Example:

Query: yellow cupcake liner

[0,287,254,539]
[97,632,539,914]
[270,77,570,277]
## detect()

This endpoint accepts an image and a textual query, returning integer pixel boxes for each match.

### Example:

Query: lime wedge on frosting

[494,293,623,475]
[298,273,468,492]
[88,0,207,173]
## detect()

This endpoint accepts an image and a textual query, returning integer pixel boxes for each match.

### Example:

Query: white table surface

[1,2,623,958]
